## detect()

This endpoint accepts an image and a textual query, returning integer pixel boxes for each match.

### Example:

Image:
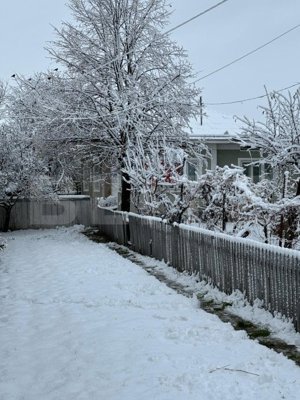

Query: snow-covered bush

[124,135,206,223]
[236,88,300,248]
[97,195,118,209]
[196,166,255,232]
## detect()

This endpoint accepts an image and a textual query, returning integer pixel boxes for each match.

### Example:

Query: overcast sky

[0,0,299,120]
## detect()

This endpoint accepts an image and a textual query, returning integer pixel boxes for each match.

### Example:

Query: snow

[128,250,300,348]
[179,221,300,257]
[0,236,6,249]
[97,195,118,209]
[130,212,300,257]
[58,195,90,200]
[1,226,300,400]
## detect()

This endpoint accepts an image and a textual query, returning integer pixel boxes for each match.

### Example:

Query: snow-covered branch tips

[44,0,201,211]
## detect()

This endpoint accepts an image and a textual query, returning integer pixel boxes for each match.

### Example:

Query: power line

[104,0,230,72]
[11,80,300,123]
[193,23,300,83]
[13,3,300,121]
[59,20,300,118]
[10,2,230,124]
[10,1,231,124]
[46,0,230,78]
[165,0,229,35]
[206,82,300,106]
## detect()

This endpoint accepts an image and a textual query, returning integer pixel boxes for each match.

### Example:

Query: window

[185,159,200,181]
[238,158,272,182]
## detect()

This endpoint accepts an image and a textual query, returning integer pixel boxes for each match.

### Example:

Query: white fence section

[1,200,299,332]
[0,196,91,230]
[96,207,300,332]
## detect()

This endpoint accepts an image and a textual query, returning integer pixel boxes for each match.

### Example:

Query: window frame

[184,158,202,181]
[238,158,272,182]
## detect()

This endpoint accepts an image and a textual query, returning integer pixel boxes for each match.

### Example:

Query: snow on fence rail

[0,196,91,230]
[96,207,300,332]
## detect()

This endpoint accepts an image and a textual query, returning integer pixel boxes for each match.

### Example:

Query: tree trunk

[263,225,269,244]
[222,193,227,232]
[3,206,12,232]
[120,171,131,212]
[278,214,285,248]
[284,210,298,248]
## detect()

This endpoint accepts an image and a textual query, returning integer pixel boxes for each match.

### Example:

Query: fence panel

[102,213,300,332]
[93,207,129,246]
[0,197,91,231]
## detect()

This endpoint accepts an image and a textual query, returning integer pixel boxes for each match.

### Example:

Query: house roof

[188,110,240,142]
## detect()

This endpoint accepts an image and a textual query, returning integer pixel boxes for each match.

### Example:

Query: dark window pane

[242,163,251,177]
[253,165,260,183]
[187,162,197,181]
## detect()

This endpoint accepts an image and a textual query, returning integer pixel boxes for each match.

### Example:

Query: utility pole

[200,96,203,126]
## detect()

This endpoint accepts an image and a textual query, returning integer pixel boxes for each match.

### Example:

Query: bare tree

[0,80,7,244]
[0,122,54,231]
[45,0,200,210]
[7,73,91,193]
[0,80,6,104]
[236,88,300,248]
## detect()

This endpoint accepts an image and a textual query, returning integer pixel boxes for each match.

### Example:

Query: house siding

[217,149,260,168]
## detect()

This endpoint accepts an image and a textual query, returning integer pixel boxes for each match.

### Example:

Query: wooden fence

[0,196,91,230]
[93,206,129,245]
[96,208,300,332]
[2,200,299,331]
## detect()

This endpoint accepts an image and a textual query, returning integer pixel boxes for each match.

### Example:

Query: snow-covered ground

[0,227,300,400]
[124,248,300,348]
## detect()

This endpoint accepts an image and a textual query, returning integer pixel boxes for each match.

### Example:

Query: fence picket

[95,208,300,331]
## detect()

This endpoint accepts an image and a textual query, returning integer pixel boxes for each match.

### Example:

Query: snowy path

[0,227,299,400]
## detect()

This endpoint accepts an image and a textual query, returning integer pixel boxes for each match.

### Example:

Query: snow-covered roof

[188,110,239,141]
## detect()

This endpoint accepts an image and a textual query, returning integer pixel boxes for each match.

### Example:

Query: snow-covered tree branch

[0,80,6,104]
[235,88,300,248]
[0,121,55,231]
[196,166,256,232]
[7,73,89,193]
[124,134,207,222]
[42,0,201,211]
[0,80,7,244]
